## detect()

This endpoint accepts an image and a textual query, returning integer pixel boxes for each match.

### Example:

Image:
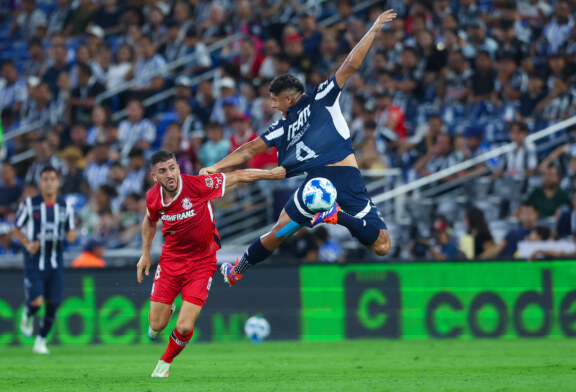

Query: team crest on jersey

[205,178,214,188]
[182,198,193,210]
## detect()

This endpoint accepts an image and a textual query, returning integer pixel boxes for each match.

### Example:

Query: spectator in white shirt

[10,0,47,41]
[0,60,27,115]
[126,35,166,98]
[118,99,156,161]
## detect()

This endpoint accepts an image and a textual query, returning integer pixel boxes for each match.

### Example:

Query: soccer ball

[302,177,337,212]
[244,316,270,343]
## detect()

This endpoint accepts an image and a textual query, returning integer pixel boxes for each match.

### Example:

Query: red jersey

[146,173,226,262]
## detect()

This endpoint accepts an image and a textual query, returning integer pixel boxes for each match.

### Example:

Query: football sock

[233,238,273,275]
[160,328,194,364]
[336,211,380,246]
[26,304,41,318]
[39,303,58,338]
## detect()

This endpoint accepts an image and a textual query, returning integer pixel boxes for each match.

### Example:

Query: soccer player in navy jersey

[200,10,397,286]
[12,166,76,354]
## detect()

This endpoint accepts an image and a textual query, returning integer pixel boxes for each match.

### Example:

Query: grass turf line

[1,339,575,392]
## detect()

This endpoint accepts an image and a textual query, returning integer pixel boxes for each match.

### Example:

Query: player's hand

[137,255,151,283]
[199,166,219,175]
[26,241,40,255]
[269,166,287,180]
[371,9,397,32]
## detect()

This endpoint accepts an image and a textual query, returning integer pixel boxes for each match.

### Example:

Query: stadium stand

[1,0,576,263]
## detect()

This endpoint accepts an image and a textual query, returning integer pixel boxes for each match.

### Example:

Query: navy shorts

[24,263,64,304]
[284,166,388,229]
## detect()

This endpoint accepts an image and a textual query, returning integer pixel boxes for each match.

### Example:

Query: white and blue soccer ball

[244,316,270,343]
[302,177,337,212]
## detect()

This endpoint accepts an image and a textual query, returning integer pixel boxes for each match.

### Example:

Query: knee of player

[372,232,391,256]
[176,320,195,335]
[149,313,169,331]
[29,296,44,307]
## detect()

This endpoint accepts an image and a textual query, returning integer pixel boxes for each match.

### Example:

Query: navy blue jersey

[16,195,75,271]
[261,75,355,177]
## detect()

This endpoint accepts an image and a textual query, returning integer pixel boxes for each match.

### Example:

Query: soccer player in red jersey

[136,150,285,377]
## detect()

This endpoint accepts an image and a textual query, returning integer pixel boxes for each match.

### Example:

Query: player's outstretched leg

[221,238,272,286]
[221,210,299,286]
[152,301,201,378]
[20,303,40,338]
[313,204,391,256]
[148,303,176,340]
[21,296,43,338]
[33,301,58,354]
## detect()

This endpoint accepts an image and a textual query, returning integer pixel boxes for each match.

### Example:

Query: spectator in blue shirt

[200,122,230,168]
[425,219,467,260]
[483,203,539,258]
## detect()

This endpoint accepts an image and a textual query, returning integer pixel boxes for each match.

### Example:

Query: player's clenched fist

[269,167,286,180]
[371,9,397,32]
[199,166,218,175]
[137,254,151,283]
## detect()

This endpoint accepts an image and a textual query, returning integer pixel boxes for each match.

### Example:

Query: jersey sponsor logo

[159,211,165,215]
[205,178,214,188]
[287,105,311,142]
[161,209,196,221]
[182,198,193,210]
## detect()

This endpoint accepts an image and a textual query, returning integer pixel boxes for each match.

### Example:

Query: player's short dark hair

[150,150,176,167]
[269,74,305,96]
[40,166,59,176]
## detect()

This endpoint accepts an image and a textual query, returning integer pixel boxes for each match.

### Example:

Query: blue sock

[336,211,380,246]
[39,303,58,338]
[26,304,41,318]
[233,238,273,274]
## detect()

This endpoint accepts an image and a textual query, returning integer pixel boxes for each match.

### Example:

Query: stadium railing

[372,116,576,206]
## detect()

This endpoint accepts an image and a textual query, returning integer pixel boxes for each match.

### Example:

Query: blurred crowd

[1,0,576,260]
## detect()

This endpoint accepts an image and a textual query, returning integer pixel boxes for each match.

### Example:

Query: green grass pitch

[2,339,575,391]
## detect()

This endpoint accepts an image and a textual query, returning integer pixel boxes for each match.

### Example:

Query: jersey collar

[286,94,308,116]
[160,175,183,207]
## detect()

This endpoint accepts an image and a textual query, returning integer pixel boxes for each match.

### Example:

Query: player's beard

[161,177,179,195]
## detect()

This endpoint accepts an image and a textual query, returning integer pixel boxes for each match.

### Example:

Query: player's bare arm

[200,137,269,175]
[137,214,158,283]
[225,167,286,188]
[335,9,397,89]
[12,226,40,255]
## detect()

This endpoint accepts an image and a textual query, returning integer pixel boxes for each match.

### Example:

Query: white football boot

[20,311,34,338]
[150,360,170,378]
[33,336,50,354]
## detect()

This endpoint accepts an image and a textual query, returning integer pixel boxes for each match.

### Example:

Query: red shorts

[150,253,217,307]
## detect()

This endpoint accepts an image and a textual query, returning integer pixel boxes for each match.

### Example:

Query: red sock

[160,328,193,363]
